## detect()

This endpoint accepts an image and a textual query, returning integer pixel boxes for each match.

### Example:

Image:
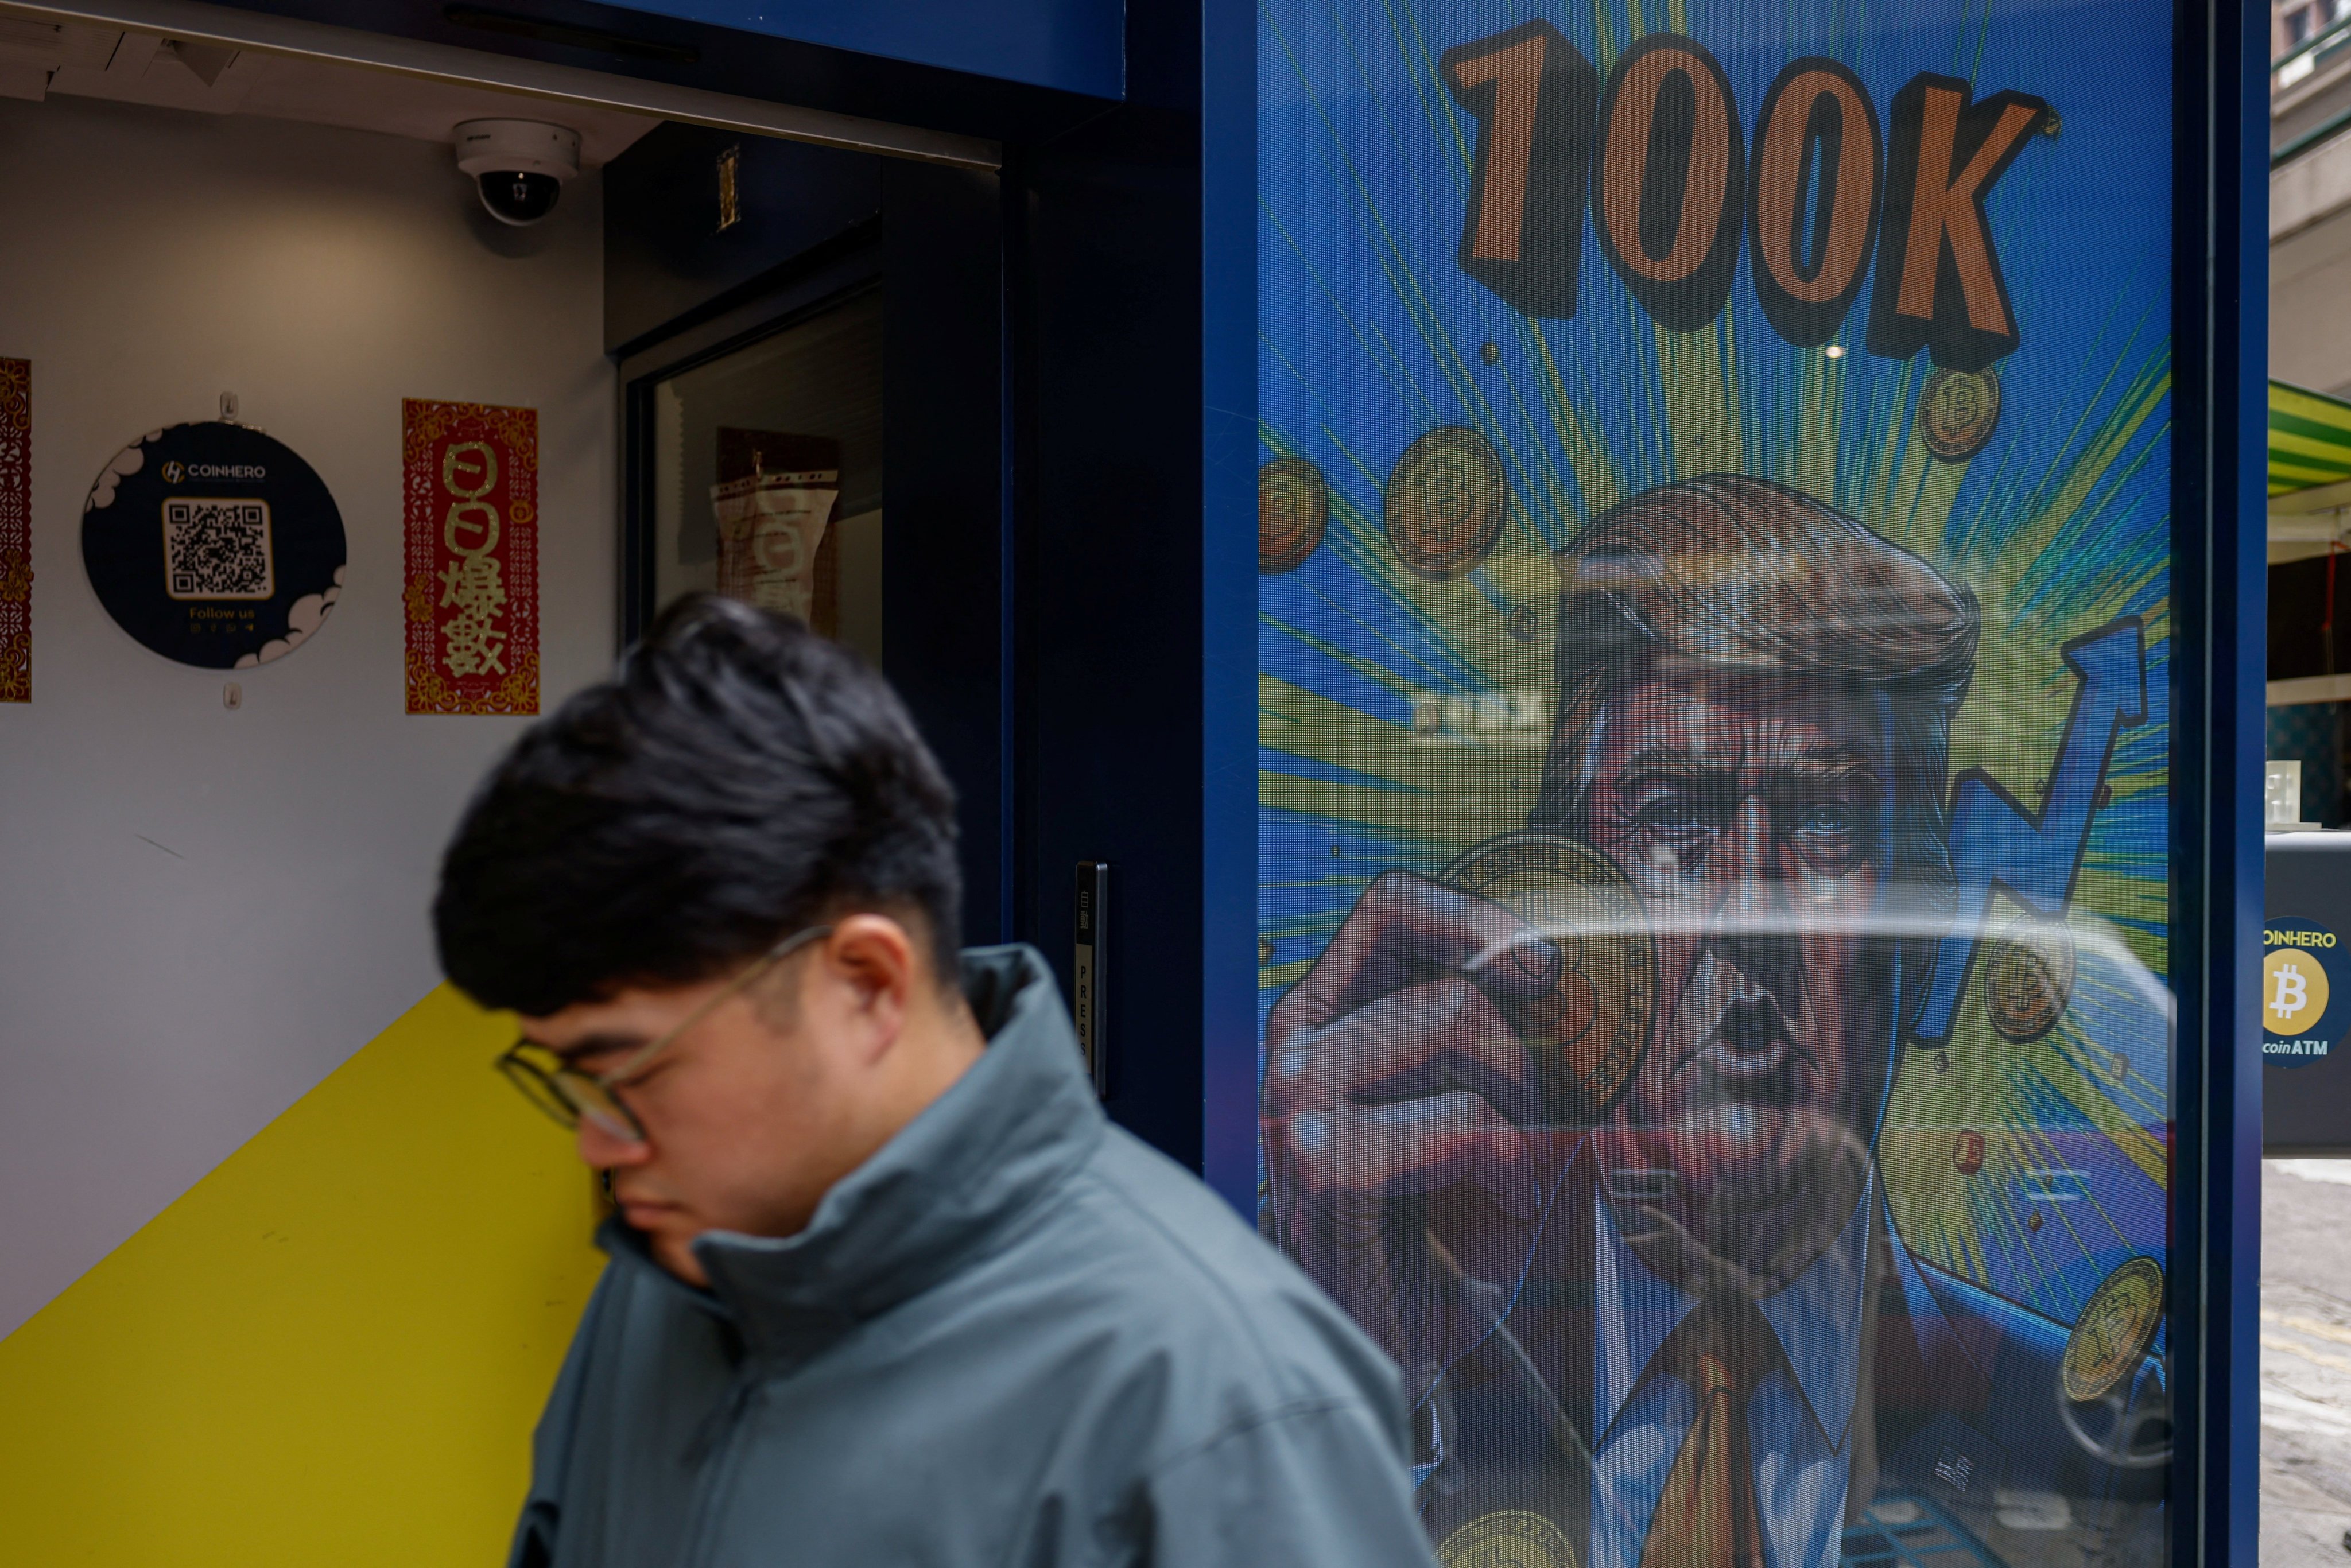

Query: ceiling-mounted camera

[453,119,581,226]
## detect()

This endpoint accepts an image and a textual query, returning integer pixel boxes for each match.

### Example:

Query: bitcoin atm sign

[2265,919,2349,1068]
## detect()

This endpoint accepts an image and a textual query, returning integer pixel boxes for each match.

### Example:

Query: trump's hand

[1263,871,1569,1400]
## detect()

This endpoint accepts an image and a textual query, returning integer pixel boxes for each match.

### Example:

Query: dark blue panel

[595,0,1122,99]
[1015,88,1206,1168]
[1199,0,1256,1216]
[2222,0,2269,1554]
[604,124,880,355]
[2167,1,2266,1563]
[199,0,1114,141]
[882,160,1008,948]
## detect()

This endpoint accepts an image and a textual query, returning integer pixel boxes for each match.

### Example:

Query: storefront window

[1256,6,2174,1564]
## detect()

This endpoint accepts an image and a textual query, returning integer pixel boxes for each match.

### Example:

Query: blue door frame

[2179,5,2268,1566]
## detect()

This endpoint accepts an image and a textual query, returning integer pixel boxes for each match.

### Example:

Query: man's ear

[823,914,918,1046]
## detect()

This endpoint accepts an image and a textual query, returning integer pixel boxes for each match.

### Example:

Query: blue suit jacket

[1412,1146,2164,1563]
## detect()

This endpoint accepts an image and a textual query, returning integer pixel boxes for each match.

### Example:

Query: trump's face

[1582,653,1897,1291]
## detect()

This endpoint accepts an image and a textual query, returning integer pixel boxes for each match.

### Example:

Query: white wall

[2275,192,2351,398]
[0,94,615,1338]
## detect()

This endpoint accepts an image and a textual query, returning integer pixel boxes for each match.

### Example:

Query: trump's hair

[1530,474,1980,1011]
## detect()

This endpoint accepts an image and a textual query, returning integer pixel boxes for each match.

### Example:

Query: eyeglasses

[494,924,835,1145]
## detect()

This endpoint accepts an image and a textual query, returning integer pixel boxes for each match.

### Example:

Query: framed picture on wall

[622,284,884,670]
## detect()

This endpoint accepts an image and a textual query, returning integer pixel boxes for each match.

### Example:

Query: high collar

[599,945,1104,1363]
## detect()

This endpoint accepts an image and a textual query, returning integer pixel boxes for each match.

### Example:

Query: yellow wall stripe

[0,983,603,1564]
[2274,378,2351,496]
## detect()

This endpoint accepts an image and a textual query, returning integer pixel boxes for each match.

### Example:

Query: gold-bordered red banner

[402,398,537,715]
[0,359,29,703]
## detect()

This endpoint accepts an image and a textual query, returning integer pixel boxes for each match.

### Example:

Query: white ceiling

[0,13,661,165]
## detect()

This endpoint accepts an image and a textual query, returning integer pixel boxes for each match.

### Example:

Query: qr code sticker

[162,498,274,600]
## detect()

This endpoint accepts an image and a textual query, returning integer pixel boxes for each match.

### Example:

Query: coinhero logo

[161,459,266,484]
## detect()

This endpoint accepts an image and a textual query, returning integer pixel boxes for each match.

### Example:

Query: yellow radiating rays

[1840,356,1924,542]
[1584,0,1621,69]
[1262,671,1548,850]
[1525,326,1626,518]
[1656,315,1744,478]
[2070,867,2169,976]
[1879,886,2170,1298]
[1781,337,1849,506]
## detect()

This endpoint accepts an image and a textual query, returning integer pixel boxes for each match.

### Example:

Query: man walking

[434,593,1433,1568]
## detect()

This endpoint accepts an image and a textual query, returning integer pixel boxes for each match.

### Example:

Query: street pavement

[2264,1160,2351,1568]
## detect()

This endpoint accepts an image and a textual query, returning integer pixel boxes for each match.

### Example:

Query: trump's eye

[1637,795,1714,840]
[1794,802,1855,836]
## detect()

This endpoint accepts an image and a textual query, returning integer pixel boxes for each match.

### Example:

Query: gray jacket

[511,945,1434,1568]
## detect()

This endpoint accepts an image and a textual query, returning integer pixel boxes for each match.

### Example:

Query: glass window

[646,288,883,666]
[1256,7,2176,1566]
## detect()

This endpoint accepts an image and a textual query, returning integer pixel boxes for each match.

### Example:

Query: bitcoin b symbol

[1384,427,1506,579]
[1983,915,2074,1042]
[2275,964,2307,1019]
[1415,457,1470,541]
[1256,457,1327,573]
[1917,366,2003,461]
[2266,948,2330,1035]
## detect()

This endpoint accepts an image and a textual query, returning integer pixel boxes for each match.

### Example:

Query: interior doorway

[640,286,884,668]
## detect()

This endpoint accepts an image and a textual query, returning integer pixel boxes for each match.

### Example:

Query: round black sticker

[80,422,346,670]
[2264,917,2351,1072]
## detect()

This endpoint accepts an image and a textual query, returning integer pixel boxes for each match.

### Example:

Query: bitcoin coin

[2063,1256,2163,1403]
[1983,913,2075,1042]
[1440,831,1655,1124]
[1386,426,1508,579]
[1917,366,2003,462]
[1436,1511,1578,1568]
[1258,457,1328,573]
[2266,947,2331,1037]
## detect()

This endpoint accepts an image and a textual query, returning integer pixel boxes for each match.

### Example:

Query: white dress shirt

[1586,1175,1875,1568]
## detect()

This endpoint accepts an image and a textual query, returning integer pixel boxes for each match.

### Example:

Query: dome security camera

[454,119,581,226]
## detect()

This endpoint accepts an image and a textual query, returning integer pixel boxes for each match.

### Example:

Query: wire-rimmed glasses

[494,923,834,1143]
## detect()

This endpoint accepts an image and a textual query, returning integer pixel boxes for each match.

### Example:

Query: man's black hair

[434,593,962,1016]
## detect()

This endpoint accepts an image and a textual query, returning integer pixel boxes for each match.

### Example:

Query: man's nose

[577,1116,650,1169]
[1708,795,1802,1016]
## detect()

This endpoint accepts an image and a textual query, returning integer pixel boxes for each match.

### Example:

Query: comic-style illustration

[1257,6,2174,1565]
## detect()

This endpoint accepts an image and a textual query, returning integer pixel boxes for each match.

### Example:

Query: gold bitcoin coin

[1386,426,1508,579]
[2063,1256,2163,1403]
[1439,831,1656,1124]
[1982,913,2075,1043]
[1258,457,1328,574]
[1918,366,2003,462]
[1437,1511,1578,1568]
[2266,947,2332,1037]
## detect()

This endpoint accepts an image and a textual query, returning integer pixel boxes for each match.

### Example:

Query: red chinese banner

[0,358,28,703]
[402,398,537,715]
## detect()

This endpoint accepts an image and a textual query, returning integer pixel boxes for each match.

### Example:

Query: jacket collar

[599,945,1104,1360]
